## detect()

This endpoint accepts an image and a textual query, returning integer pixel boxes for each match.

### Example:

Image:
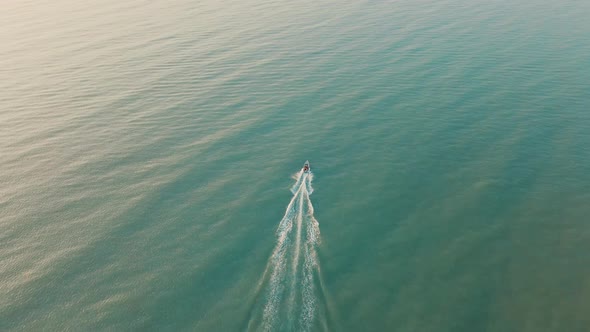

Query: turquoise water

[2,0,590,330]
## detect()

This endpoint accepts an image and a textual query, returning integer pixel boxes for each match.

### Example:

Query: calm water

[2,0,590,331]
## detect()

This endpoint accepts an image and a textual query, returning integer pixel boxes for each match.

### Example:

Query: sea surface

[2,0,590,331]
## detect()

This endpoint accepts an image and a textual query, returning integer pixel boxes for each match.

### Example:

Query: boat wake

[247,167,326,332]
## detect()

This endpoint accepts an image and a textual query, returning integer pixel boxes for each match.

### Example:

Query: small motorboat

[303,160,310,173]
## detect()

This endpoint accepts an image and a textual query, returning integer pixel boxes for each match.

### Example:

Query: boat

[303,160,310,173]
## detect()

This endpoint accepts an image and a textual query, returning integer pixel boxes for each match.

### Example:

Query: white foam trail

[300,187,321,331]
[288,174,305,316]
[262,183,300,330]
[259,169,322,332]
[290,170,305,194]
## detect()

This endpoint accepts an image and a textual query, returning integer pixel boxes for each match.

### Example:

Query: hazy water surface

[2,0,590,331]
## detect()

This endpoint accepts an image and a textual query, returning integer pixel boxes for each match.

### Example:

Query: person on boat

[304,165,309,172]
